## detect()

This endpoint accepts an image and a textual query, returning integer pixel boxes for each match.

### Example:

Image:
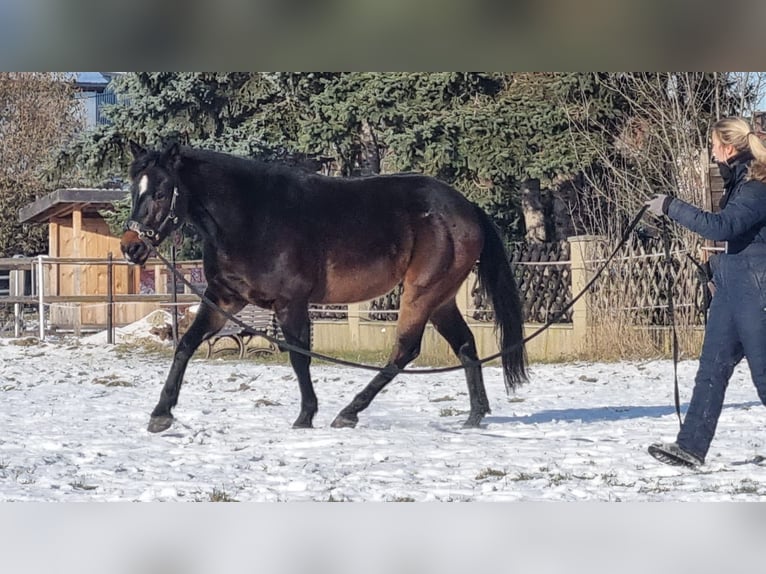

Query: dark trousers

[677,255,766,460]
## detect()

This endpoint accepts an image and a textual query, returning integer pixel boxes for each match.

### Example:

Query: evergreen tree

[56,73,637,248]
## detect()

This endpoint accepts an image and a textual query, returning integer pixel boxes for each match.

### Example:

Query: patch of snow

[81,310,174,346]
[1,337,765,501]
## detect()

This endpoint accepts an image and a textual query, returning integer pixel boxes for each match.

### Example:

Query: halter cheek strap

[126,186,181,240]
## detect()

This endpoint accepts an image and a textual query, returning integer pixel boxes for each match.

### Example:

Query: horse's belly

[318,261,402,304]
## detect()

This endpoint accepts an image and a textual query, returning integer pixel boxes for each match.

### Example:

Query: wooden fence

[0,256,200,340]
[0,236,707,361]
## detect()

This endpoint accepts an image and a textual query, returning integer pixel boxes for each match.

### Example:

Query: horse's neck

[185,186,226,241]
[182,157,289,241]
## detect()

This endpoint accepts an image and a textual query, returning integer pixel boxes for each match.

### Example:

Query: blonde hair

[712,117,766,182]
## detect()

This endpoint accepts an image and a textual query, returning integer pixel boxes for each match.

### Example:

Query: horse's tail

[475,207,528,393]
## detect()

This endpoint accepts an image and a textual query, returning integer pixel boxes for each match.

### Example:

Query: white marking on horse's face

[138,174,149,196]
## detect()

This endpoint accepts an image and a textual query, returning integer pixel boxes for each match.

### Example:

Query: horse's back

[303,172,477,222]
[298,172,484,304]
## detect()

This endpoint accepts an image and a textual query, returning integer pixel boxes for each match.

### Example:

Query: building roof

[75,72,111,86]
[67,72,123,92]
[19,189,129,224]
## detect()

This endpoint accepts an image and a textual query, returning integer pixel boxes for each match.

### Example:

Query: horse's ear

[129,140,147,159]
[162,142,182,168]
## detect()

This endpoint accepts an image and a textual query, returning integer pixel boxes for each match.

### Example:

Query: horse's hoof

[462,414,485,428]
[331,414,358,428]
[292,413,314,429]
[147,415,174,433]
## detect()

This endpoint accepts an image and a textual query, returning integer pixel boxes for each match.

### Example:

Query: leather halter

[125,186,180,240]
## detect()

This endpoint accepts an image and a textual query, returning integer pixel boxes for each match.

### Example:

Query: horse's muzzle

[120,230,151,265]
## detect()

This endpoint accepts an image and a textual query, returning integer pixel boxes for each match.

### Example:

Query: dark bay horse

[120,142,527,433]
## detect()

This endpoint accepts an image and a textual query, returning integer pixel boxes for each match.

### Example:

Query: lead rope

[141,205,648,375]
[660,218,683,427]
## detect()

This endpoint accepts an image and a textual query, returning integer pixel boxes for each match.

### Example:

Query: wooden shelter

[19,188,128,253]
[18,188,145,328]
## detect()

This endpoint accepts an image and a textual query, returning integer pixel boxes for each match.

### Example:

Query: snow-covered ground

[1,324,765,501]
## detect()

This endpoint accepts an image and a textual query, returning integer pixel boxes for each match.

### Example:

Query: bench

[204,305,280,360]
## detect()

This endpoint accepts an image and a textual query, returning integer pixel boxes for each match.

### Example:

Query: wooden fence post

[107,252,114,344]
[567,235,604,352]
[456,274,473,320]
[347,302,361,347]
[72,207,82,337]
[37,255,45,341]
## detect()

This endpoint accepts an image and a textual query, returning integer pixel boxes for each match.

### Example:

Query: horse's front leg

[275,302,317,428]
[147,298,240,433]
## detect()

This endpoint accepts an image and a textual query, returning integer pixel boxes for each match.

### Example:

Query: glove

[645,194,669,216]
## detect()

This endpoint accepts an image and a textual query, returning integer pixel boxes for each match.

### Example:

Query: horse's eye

[154,187,170,200]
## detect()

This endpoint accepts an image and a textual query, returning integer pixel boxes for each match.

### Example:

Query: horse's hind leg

[275,302,317,429]
[331,310,427,429]
[430,300,490,427]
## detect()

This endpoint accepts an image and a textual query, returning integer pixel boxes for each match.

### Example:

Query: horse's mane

[183,147,313,182]
[129,146,314,184]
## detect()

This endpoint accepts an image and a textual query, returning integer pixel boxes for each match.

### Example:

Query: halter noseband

[126,186,181,241]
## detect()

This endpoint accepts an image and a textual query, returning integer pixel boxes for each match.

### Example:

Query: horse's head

[120,141,186,265]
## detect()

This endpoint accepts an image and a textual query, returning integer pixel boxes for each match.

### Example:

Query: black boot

[648,442,704,468]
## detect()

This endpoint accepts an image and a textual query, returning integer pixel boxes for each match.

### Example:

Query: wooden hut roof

[18,189,128,224]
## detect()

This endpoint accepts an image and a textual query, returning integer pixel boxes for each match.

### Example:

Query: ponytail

[712,117,766,183]
[746,132,766,183]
